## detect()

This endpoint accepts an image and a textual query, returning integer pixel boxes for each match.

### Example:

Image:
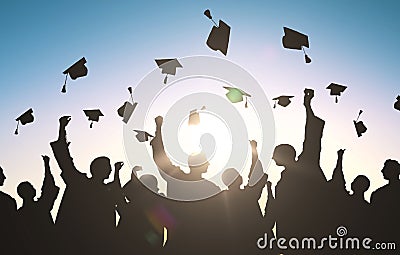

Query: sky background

[0,0,399,213]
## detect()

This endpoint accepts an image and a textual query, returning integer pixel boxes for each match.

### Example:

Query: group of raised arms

[0,88,399,255]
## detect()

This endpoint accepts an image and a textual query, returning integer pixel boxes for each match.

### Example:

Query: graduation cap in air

[394,95,400,111]
[83,109,103,128]
[223,86,251,108]
[204,9,231,56]
[272,95,294,108]
[326,83,347,103]
[155,59,183,84]
[353,110,367,137]
[134,130,154,142]
[282,27,311,63]
[189,106,206,126]
[61,57,88,93]
[118,87,138,124]
[14,108,34,135]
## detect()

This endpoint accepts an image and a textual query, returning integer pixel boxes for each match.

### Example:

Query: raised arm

[150,116,184,180]
[298,89,326,180]
[264,181,276,232]
[109,162,126,214]
[50,116,83,184]
[247,140,267,195]
[38,155,60,211]
[330,149,347,195]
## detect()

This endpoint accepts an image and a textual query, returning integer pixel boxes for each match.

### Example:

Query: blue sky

[0,1,399,205]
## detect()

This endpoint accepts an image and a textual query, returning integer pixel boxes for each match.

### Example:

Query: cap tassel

[302,47,312,64]
[335,96,338,103]
[90,121,93,128]
[128,87,134,103]
[61,74,68,93]
[204,9,218,27]
[245,97,248,108]
[273,101,277,109]
[163,75,168,84]
[355,110,363,122]
[14,121,19,135]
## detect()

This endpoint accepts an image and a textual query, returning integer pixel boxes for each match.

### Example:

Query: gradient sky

[0,0,399,211]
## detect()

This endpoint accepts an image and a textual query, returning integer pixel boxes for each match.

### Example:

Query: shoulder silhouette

[0,166,17,254]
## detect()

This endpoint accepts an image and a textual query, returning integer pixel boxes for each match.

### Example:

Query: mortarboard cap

[188,106,206,126]
[282,27,311,63]
[134,130,154,142]
[223,86,251,108]
[394,95,400,111]
[118,87,137,124]
[15,108,34,135]
[61,57,88,93]
[155,59,183,84]
[118,102,137,124]
[83,109,104,128]
[326,83,347,103]
[353,110,367,137]
[206,19,231,56]
[272,95,294,108]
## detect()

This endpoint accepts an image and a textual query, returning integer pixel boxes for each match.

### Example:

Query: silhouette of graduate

[150,116,220,201]
[50,116,124,255]
[271,88,328,244]
[16,155,60,255]
[0,166,17,254]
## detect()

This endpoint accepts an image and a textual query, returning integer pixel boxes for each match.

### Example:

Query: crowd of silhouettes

[1,88,399,255]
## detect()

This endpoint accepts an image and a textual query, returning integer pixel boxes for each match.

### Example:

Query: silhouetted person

[218,141,274,255]
[271,88,328,246]
[150,116,220,200]
[0,166,17,254]
[370,159,400,243]
[16,155,60,255]
[50,116,124,255]
[117,166,170,255]
[328,150,373,246]
[348,175,371,239]
[326,149,349,235]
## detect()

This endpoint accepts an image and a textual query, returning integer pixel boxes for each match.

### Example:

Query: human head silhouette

[272,144,296,167]
[351,175,370,195]
[90,157,112,182]
[188,152,210,176]
[140,174,159,193]
[17,181,36,201]
[381,159,400,182]
[222,168,242,190]
[0,167,6,186]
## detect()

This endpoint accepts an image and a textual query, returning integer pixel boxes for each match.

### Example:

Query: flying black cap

[83,109,103,128]
[282,27,311,63]
[15,108,34,135]
[155,59,183,84]
[354,110,367,137]
[204,9,231,56]
[134,130,154,142]
[272,95,294,108]
[118,87,137,124]
[326,83,347,103]
[61,57,88,93]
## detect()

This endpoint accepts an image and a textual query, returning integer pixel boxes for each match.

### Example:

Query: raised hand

[337,149,346,158]
[304,88,314,106]
[250,140,258,149]
[155,116,163,127]
[114,162,124,172]
[42,155,50,163]
[59,116,71,128]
